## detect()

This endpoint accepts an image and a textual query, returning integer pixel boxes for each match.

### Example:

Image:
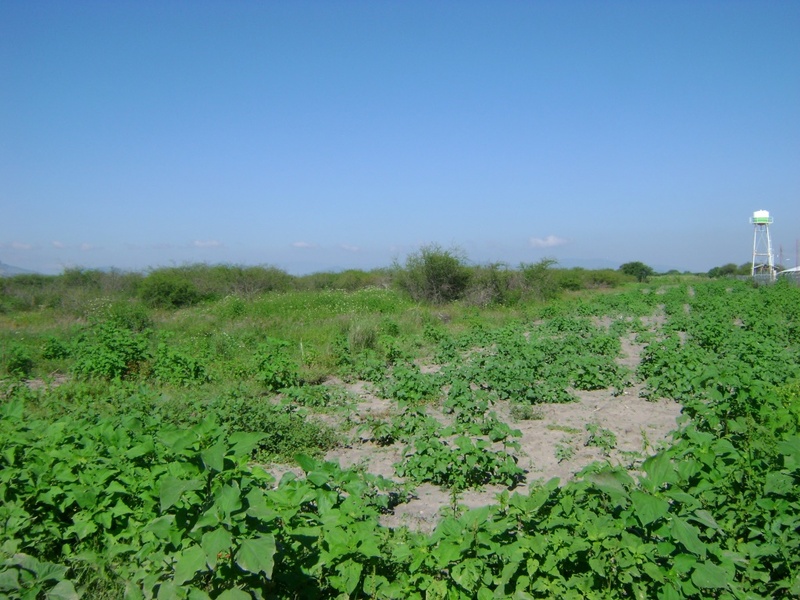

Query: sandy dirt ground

[314,329,683,533]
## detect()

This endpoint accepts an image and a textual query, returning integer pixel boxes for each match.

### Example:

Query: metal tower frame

[751,210,775,281]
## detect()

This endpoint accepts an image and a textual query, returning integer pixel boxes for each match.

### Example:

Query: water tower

[751,210,775,281]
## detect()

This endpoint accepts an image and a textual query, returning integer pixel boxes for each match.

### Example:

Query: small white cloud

[529,235,568,249]
[79,243,94,251]
[193,240,223,248]
[11,241,33,250]
[340,244,360,252]
[52,240,66,249]
[291,241,316,249]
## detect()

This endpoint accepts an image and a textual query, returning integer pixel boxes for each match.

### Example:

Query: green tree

[618,261,655,282]
[708,263,738,278]
[395,244,470,304]
[519,257,560,300]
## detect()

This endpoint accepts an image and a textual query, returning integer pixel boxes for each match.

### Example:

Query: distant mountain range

[0,262,36,277]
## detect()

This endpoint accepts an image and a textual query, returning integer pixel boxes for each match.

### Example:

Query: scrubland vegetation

[1,251,799,598]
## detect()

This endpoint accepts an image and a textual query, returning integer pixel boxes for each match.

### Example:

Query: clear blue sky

[2,1,798,275]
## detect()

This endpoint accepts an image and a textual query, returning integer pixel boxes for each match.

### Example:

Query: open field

[1,268,799,598]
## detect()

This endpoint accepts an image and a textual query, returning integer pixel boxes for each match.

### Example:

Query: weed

[509,403,544,421]
[547,424,582,434]
[585,422,617,454]
[555,442,575,463]
[4,345,34,378]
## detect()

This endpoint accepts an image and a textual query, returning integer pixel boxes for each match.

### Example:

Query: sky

[1,1,799,275]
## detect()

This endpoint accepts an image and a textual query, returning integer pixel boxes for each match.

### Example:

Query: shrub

[619,261,655,282]
[465,263,517,306]
[73,322,150,379]
[103,300,152,331]
[253,338,300,391]
[4,345,34,378]
[210,395,339,462]
[152,343,209,386]
[138,270,201,308]
[41,337,70,360]
[395,244,470,304]
[519,258,560,301]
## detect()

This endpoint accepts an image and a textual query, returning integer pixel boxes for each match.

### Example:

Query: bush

[209,395,339,462]
[73,322,150,379]
[253,338,300,391]
[41,337,70,360]
[519,258,560,301]
[152,342,209,386]
[395,244,470,304]
[4,345,34,378]
[465,263,517,306]
[138,270,201,308]
[619,261,655,282]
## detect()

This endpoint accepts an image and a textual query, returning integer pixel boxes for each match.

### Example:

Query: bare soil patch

[310,331,682,532]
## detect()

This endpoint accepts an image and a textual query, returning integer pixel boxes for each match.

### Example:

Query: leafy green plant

[383,363,440,404]
[4,345,34,378]
[555,442,575,462]
[585,422,618,454]
[252,338,299,391]
[396,434,524,490]
[209,394,339,462]
[138,269,201,308]
[41,336,70,360]
[509,403,544,421]
[281,384,352,409]
[73,321,150,380]
[0,542,79,600]
[395,244,471,304]
[152,342,210,386]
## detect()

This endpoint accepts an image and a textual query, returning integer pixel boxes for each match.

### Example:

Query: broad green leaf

[587,470,630,506]
[656,583,681,600]
[641,453,677,490]
[295,453,317,473]
[70,513,98,540]
[215,483,242,516]
[200,442,226,472]
[764,471,794,497]
[127,436,154,459]
[159,477,203,512]
[201,527,233,570]
[0,568,20,592]
[229,432,266,457]
[631,491,670,526]
[156,580,180,600]
[174,544,206,586]
[216,590,251,600]
[235,535,276,578]
[691,561,729,589]
[307,472,330,487]
[145,515,176,540]
[159,429,197,455]
[690,509,719,531]
[776,435,800,469]
[336,559,363,596]
[45,580,81,600]
[670,517,705,557]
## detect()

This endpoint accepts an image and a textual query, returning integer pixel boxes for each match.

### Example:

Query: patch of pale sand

[317,385,682,533]
[325,441,403,480]
[618,333,645,370]
[294,320,681,533]
[381,483,512,533]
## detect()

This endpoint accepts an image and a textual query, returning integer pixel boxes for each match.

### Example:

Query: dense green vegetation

[1,262,798,598]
